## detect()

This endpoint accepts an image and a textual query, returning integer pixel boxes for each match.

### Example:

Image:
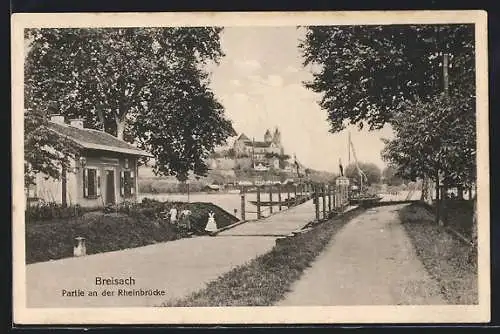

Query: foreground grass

[162,208,364,307]
[399,203,478,304]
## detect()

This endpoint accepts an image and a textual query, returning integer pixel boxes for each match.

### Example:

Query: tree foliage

[381,166,405,186]
[300,24,475,132]
[381,95,476,187]
[24,108,81,187]
[301,24,476,193]
[25,27,236,182]
[345,162,382,185]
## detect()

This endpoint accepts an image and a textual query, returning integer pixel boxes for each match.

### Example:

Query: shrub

[26,213,178,264]
[25,203,85,221]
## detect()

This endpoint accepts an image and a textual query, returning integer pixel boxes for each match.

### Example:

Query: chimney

[69,118,84,129]
[50,114,66,124]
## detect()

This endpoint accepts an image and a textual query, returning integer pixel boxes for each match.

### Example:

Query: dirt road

[278,204,446,305]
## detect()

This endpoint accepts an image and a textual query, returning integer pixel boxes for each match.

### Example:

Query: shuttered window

[83,168,100,198]
[120,170,135,197]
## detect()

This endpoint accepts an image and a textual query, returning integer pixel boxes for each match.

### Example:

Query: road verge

[399,203,478,304]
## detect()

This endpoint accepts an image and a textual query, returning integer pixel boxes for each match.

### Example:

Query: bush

[138,178,206,194]
[26,213,178,264]
[26,203,86,221]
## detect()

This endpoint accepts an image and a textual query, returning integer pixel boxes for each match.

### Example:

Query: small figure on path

[169,205,178,225]
[181,207,192,231]
[205,211,218,233]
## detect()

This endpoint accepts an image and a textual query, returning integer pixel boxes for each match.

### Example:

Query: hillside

[138,155,338,193]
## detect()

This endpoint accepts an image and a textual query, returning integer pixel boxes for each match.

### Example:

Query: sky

[207,26,394,173]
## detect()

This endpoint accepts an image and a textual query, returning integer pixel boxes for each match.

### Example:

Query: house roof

[237,133,250,141]
[252,141,271,148]
[47,121,152,157]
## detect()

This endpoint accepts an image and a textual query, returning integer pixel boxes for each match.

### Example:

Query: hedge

[26,199,239,264]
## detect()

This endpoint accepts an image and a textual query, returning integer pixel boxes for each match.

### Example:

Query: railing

[240,182,350,222]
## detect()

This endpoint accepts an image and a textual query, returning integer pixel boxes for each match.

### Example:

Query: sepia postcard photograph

[11,10,489,325]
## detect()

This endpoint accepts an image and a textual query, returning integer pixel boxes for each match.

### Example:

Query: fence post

[328,185,332,214]
[322,184,326,220]
[269,185,273,214]
[294,184,298,206]
[278,184,282,211]
[314,185,320,221]
[240,191,246,221]
[257,186,262,219]
[287,187,291,207]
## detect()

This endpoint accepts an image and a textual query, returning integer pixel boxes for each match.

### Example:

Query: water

[137,192,301,220]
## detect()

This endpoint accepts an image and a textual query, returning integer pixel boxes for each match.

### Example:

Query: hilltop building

[233,127,286,169]
[233,127,284,158]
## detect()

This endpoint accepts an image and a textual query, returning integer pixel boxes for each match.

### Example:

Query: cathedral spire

[272,126,281,145]
[264,129,272,143]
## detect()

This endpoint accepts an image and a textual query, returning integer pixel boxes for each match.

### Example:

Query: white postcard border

[11,10,490,325]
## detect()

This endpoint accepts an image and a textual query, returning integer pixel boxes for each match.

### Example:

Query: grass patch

[435,200,474,238]
[162,208,364,307]
[399,202,478,304]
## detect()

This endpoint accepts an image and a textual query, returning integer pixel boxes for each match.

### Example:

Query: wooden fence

[239,182,350,222]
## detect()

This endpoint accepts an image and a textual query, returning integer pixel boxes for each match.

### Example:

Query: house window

[83,168,101,198]
[120,170,135,197]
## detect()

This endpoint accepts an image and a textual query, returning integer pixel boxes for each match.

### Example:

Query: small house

[26,115,152,207]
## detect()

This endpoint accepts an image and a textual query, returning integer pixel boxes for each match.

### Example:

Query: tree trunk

[96,107,105,131]
[457,185,464,200]
[420,178,426,201]
[435,170,442,226]
[421,176,434,204]
[116,118,126,141]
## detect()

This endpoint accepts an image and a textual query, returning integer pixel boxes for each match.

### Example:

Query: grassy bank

[26,200,239,264]
[162,208,364,307]
[433,200,474,238]
[399,203,478,304]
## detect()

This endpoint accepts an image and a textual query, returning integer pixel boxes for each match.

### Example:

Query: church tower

[264,129,272,143]
[272,127,281,145]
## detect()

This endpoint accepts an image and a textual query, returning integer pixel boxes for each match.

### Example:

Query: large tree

[300,24,475,132]
[25,27,236,182]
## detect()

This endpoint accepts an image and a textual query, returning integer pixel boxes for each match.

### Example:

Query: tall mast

[252,137,255,167]
[348,131,351,166]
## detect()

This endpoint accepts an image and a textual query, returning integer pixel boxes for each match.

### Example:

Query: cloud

[230,79,241,86]
[285,65,299,73]
[233,59,261,72]
[232,92,249,103]
[265,74,284,87]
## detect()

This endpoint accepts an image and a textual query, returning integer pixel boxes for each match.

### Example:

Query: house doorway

[105,170,116,205]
